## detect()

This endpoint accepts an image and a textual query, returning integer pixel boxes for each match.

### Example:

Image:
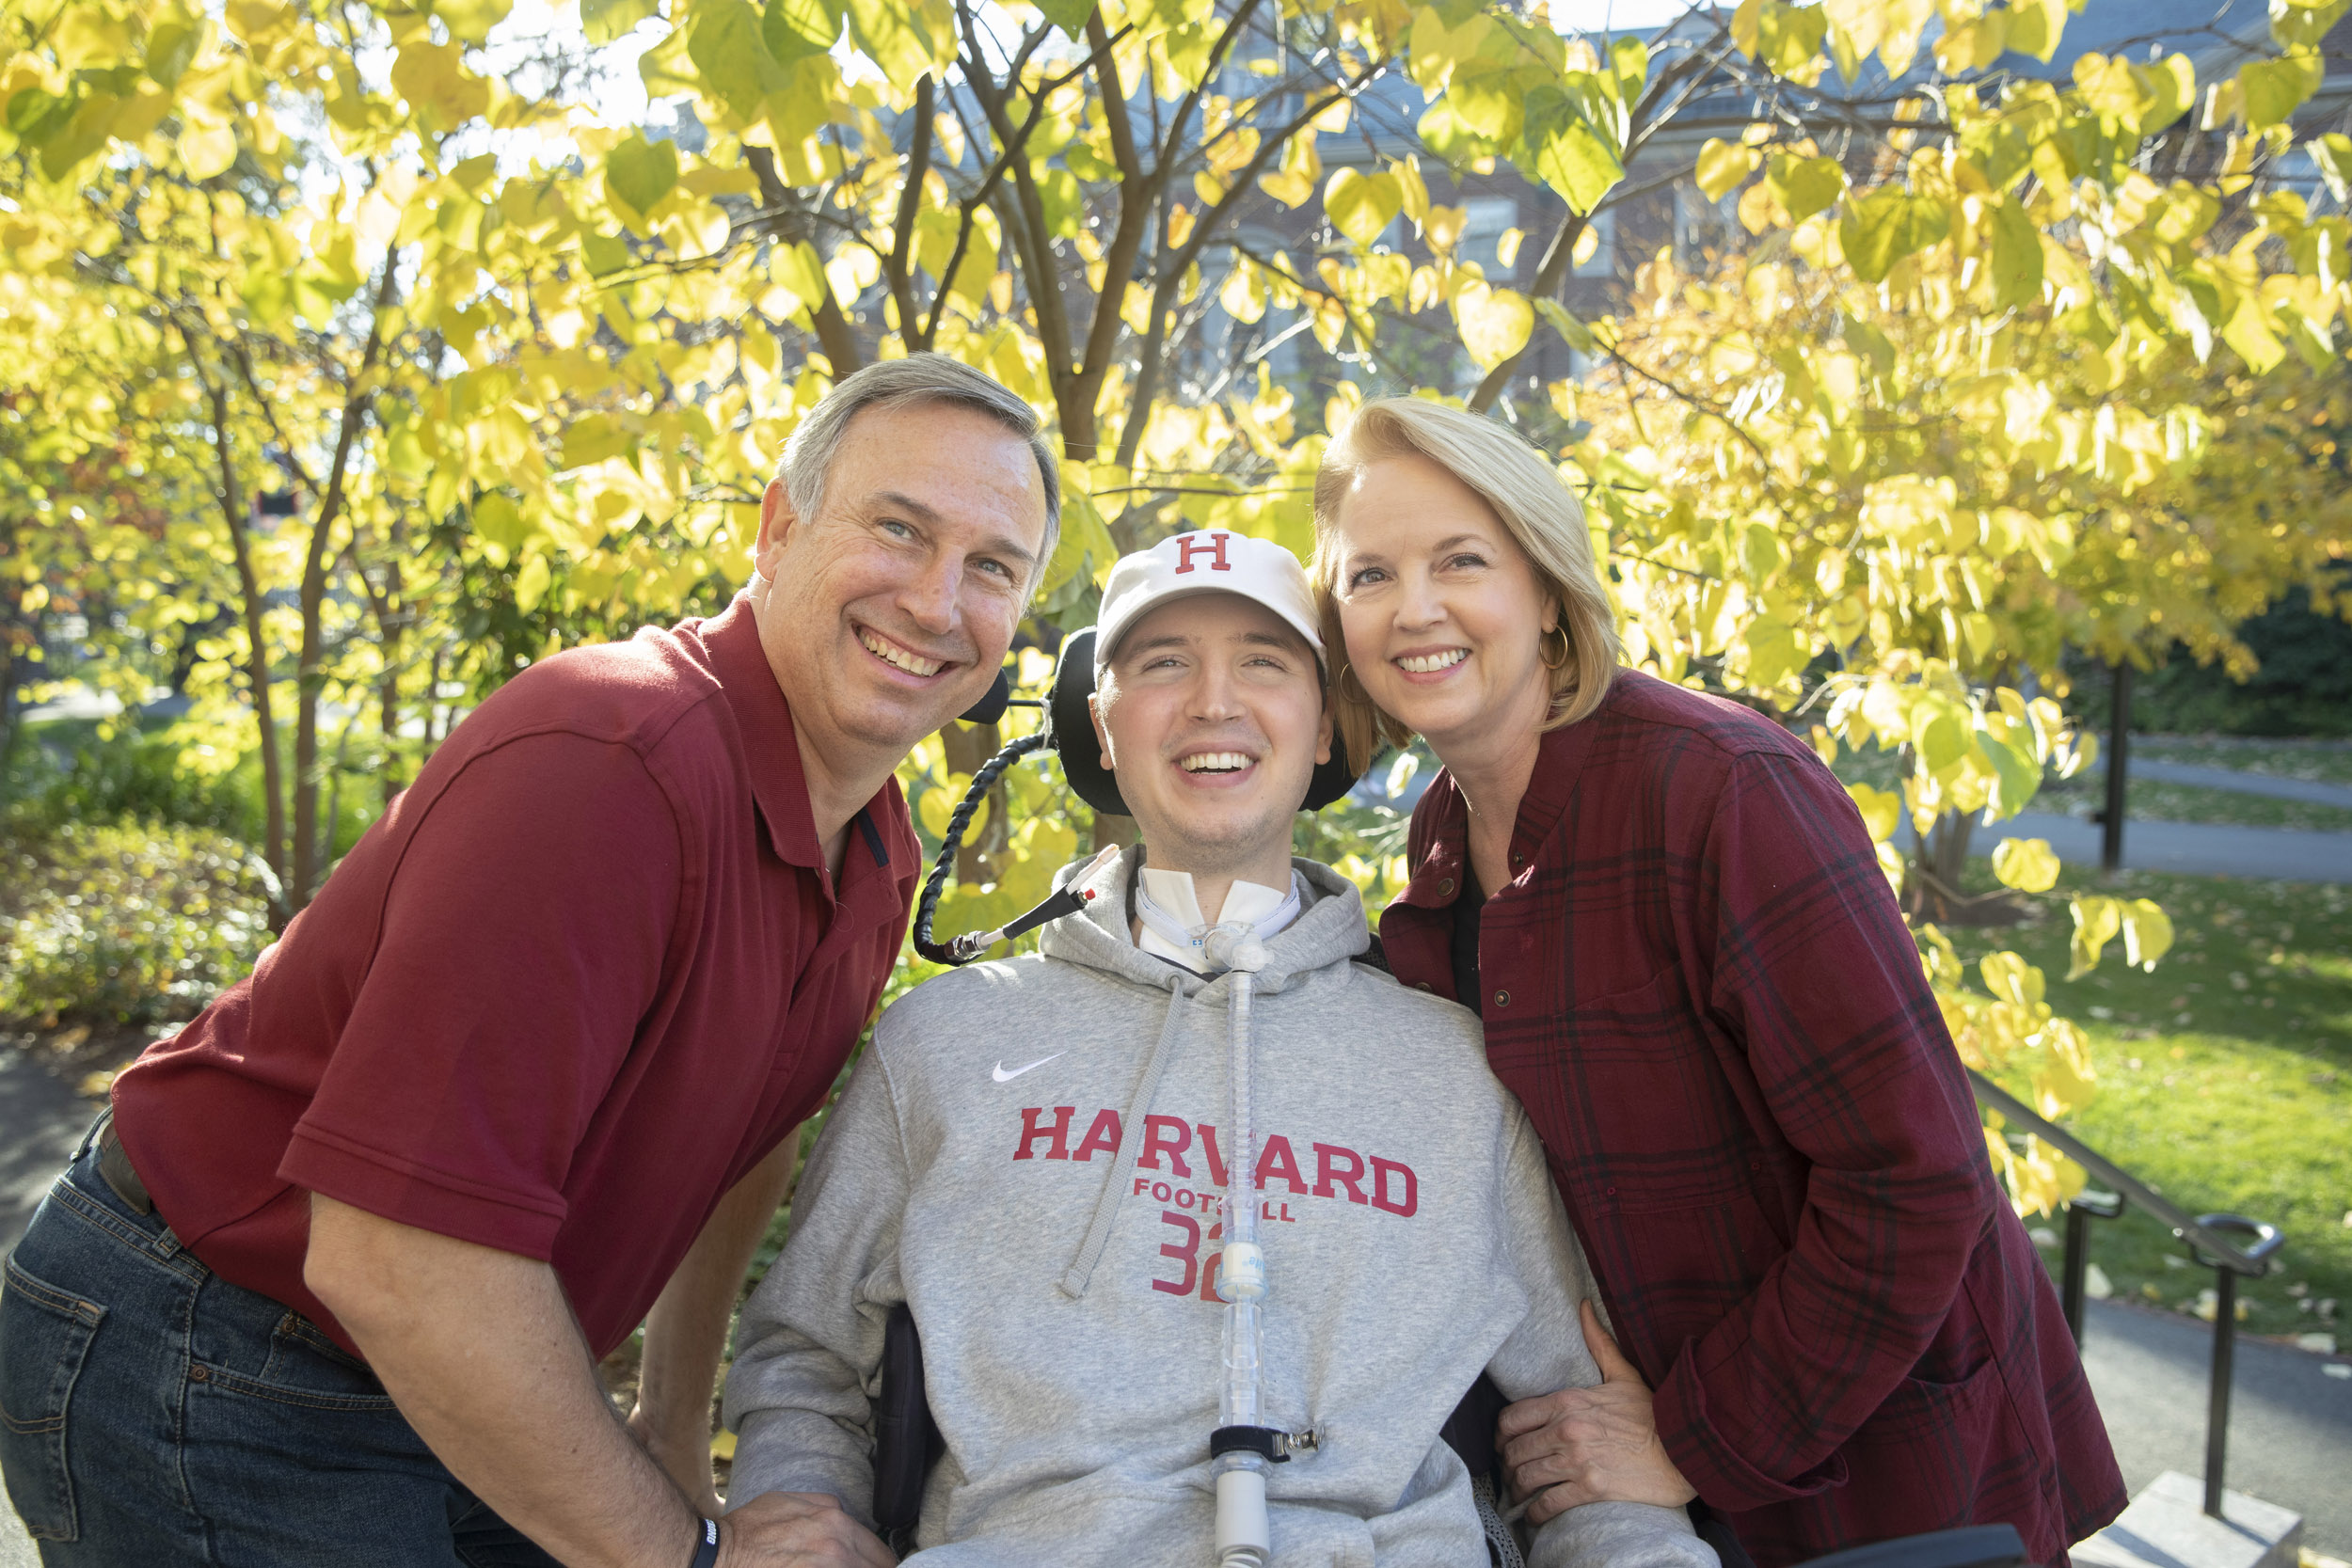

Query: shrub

[0,820,272,1027]
[3,719,263,840]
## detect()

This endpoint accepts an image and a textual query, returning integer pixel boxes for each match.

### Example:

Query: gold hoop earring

[1338,662,1369,701]
[1539,625,1572,671]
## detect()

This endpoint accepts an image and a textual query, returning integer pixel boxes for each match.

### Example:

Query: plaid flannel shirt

[1379,671,2123,1567]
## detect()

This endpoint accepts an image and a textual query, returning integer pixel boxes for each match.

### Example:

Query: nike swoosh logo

[993,1053,1064,1083]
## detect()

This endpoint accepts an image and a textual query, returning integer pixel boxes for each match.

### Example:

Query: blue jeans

[0,1117,562,1567]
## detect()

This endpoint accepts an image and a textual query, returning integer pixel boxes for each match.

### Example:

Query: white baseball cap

[1093,530,1324,674]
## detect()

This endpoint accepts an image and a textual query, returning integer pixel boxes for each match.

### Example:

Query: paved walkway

[1979,812,2352,881]
[0,1051,89,1259]
[0,1050,90,1568]
[0,1483,28,1563]
[2081,1298,2352,1555]
[2104,758,2352,812]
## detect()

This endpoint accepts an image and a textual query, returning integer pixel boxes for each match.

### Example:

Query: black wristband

[687,1514,720,1568]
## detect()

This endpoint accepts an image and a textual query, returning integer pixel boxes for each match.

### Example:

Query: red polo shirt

[110,595,917,1360]
[1379,671,2123,1567]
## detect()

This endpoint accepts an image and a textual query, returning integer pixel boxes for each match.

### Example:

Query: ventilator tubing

[1204,925,1274,1568]
[1215,1462,1271,1568]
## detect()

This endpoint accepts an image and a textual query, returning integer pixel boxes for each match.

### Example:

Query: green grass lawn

[1941,865,2352,1344]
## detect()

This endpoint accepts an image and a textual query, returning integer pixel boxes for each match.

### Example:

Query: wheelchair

[862,1305,2029,1568]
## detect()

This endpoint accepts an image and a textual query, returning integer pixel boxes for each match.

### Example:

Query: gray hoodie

[724,848,1716,1568]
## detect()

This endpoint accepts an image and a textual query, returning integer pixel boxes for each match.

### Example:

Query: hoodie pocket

[0,1255,106,1542]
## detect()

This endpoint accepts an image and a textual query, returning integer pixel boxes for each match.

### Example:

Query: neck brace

[1133,866,1303,974]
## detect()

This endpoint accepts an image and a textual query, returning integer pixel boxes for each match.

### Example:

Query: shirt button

[1511,850,1526,867]
[1413,982,1433,992]
[1493,990,1510,1008]
[1606,1185,1618,1196]
[1438,878,1455,897]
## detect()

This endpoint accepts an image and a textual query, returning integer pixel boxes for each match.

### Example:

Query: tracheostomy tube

[1203,923,1271,1568]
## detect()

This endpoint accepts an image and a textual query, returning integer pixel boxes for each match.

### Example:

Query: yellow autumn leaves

[10,0,2344,1218]
[1927,938,2101,1213]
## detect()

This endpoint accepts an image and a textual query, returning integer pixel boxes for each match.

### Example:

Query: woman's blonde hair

[1311,397,1622,775]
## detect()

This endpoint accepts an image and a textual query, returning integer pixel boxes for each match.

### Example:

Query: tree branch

[1067,13,1162,436]
[921,24,1132,348]
[1115,62,1377,468]
[744,145,863,373]
[1152,0,1266,176]
[884,72,936,345]
[960,1,1075,391]
[1597,338,1778,469]
[177,323,289,917]
[1091,10,1145,184]
[290,250,401,909]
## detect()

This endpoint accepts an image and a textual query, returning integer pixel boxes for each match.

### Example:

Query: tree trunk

[289,529,327,908]
[428,646,450,744]
[208,383,290,923]
[378,617,404,802]
[0,602,25,810]
[1905,806,2019,926]
[744,147,864,376]
[938,719,1009,879]
[1927,808,1975,895]
[289,258,398,910]
[373,519,408,802]
[1059,395,1101,474]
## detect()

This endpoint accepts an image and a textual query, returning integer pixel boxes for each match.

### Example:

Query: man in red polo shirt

[0,355,1056,1568]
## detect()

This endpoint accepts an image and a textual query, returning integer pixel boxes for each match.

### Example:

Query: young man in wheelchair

[720,532,1716,1568]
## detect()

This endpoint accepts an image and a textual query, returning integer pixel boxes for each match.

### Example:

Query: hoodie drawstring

[1059,970,1191,1300]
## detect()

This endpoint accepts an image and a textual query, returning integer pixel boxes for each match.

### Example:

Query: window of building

[1573,206,1619,277]
[1675,183,1738,263]
[1458,196,1520,280]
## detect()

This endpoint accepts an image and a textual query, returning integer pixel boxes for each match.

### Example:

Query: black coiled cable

[912,731,1049,965]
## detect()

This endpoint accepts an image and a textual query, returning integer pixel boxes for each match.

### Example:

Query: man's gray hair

[779,354,1063,590]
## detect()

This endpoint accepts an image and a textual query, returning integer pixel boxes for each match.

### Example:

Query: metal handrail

[1967,1070,2286,1518]
[1969,1073,2283,1275]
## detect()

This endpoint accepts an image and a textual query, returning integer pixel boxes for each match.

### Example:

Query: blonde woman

[1312,398,2123,1568]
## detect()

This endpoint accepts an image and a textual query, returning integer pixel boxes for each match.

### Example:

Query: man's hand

[719,1492,896,1568]
[1500,1301,1699,1523]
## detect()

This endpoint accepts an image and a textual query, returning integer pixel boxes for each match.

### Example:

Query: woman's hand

[1500,1301,1699,1523]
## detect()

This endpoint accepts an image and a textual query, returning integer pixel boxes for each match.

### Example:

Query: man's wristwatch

[688,1515,720,1568]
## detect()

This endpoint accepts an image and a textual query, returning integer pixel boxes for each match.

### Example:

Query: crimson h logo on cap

[1173,532,1232,574]
[1093,530,1325,676]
